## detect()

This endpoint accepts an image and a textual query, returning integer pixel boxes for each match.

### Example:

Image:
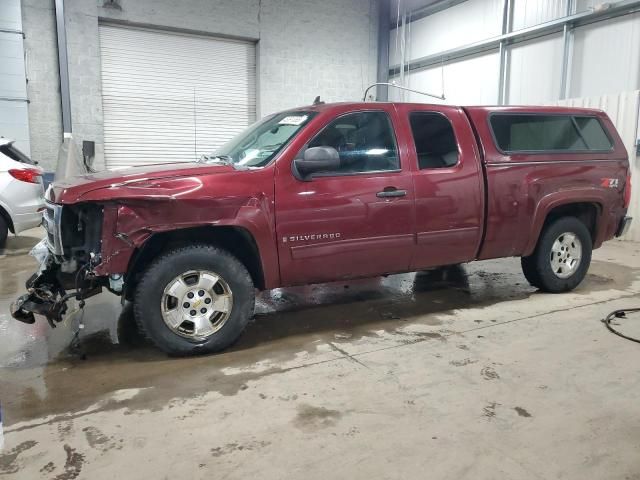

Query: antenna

[362,82,446,102]
[193,87,197,161]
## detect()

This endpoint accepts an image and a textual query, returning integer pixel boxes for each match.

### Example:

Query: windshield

[200,111,316,168]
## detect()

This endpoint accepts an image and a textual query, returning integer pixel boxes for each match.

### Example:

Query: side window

[409,112,459,169]
[490,114,613,152]
[491,115,586,151]
[307,111,399,174]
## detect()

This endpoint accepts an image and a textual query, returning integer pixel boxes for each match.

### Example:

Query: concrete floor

[1,228,640,479]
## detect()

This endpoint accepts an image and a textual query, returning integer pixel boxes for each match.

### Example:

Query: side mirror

[293,146,340,180]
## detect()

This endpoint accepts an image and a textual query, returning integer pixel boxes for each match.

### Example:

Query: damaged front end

[11,198,104,327]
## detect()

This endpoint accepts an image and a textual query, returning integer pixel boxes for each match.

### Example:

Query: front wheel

[134,245,255,356]
[521,216,592,293]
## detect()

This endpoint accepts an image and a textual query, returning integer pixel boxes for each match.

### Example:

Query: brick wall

[21,0,63,168]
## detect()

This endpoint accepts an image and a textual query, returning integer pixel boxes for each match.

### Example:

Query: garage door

[99,25,256,169]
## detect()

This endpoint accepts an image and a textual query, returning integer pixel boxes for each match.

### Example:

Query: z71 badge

[601,178,620,188]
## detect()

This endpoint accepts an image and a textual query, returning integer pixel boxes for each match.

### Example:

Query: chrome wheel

[161,270,233,340]
[550,232,582,279]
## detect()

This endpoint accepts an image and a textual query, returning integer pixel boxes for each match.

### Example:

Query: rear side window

[490,114,613,153]
[574,116,612,150]
[409,112,459,169]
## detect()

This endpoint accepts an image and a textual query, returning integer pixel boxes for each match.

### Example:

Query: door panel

[396,105,485,269]
[276,173,415,285]
[275,107,415,286]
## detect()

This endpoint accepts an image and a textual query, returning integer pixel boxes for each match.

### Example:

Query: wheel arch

[524,195,602,257]
[123,225,265,300]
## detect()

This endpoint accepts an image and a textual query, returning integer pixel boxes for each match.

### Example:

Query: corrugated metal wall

[389,52,500,104]
[389,1,640,103]
[389,0,503,65]
[512,0,572,30]
[570,12,640,99]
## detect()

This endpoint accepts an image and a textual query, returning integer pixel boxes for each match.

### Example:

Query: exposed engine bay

[11,200,105,326]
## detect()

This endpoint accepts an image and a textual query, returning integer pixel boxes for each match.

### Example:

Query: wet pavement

[1,228,640,479]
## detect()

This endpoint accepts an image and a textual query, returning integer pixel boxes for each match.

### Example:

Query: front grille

[43,200,64,256]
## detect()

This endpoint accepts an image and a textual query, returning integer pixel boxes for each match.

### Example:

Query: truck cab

[11,102,631,356]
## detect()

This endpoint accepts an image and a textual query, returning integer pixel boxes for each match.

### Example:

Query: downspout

[54,0,85,179]
[376,0,390,101]
[54,0,72,135]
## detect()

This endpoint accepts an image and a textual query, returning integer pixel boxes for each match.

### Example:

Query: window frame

[408,110,461,170]
[488,112,615,155]
[297,109,402,179]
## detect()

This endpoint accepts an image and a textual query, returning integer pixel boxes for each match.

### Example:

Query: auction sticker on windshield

[279,115,308,126]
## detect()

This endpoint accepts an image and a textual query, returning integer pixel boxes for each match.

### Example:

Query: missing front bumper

[10,264,70,327]
[11,291,68,325]
[10,248,102,327]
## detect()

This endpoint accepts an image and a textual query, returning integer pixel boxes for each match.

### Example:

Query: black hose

[602,308,640,344]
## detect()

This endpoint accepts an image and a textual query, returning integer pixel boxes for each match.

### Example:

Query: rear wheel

[134,245,255,356]
[520,216,592,293]
[0,215,7,249]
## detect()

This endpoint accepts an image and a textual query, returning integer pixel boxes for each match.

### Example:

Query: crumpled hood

[50,162,235,204]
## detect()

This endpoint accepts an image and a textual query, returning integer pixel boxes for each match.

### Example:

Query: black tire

[0,215,8,249]
[116,301,147,347]
[520,216,592,293]
[134,245,255,356]
[520,255,542,289]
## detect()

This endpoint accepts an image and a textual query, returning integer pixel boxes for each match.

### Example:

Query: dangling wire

[394,0,401,101]
[406,9,412,100]
[440,55,446,101]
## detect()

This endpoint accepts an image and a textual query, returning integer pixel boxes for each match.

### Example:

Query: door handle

[376,188,407,198]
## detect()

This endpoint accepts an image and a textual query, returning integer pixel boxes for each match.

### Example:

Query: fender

[523,188,605,257]
[82,173,280,288]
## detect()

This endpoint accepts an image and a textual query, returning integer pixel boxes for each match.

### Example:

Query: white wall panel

[570,13,640,99]
[507,34,562,104]
[0,0,22,30]
[390,0,503,65]
[0,32,28,99]
[0,0,29,156]
[390,52,500,105]
[511,0,570,30]
[0,101,30,156]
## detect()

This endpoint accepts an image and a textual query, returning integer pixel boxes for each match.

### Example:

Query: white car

[0,139,45,248]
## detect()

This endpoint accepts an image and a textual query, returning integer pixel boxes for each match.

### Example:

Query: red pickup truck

[11,102,632,355]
